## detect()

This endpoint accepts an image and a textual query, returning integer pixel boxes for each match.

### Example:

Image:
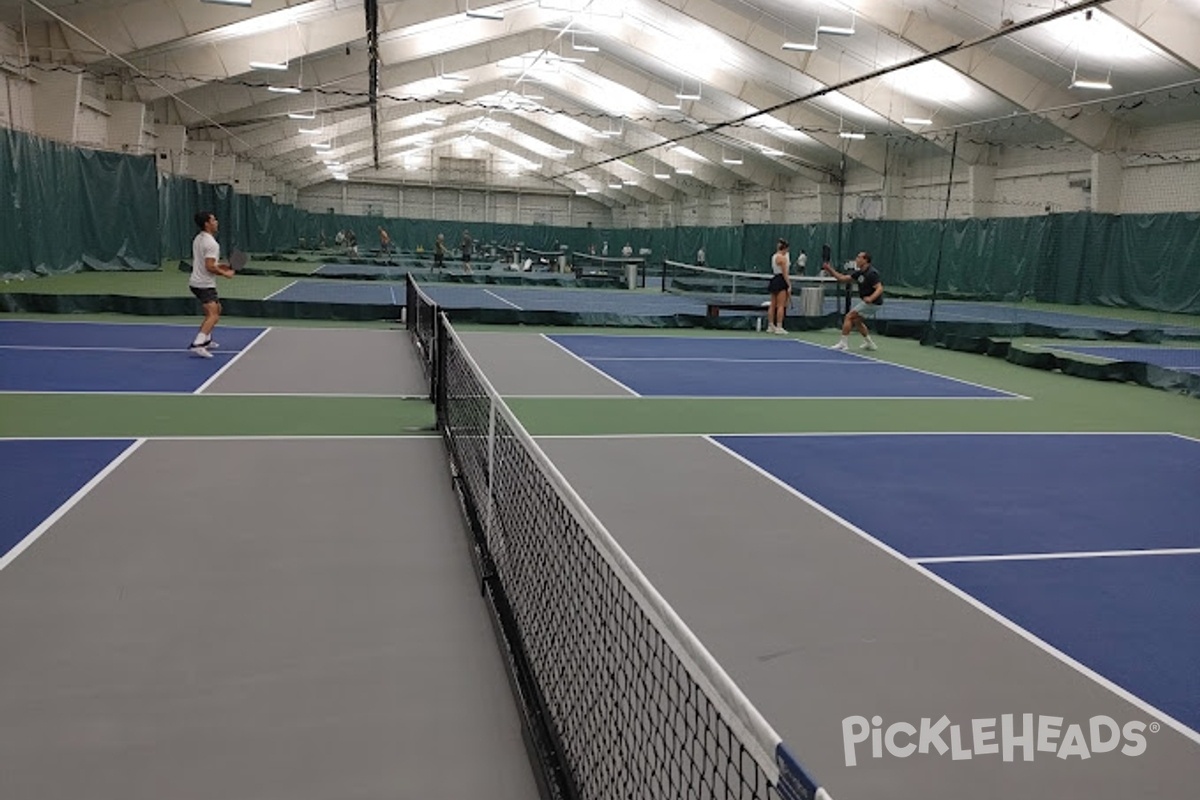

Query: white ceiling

[5,0,1199,205]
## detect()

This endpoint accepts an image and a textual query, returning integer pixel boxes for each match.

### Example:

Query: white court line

[915,547,1200,564]
[505,394,1022,401]
[193,327,271,394]
[0,345,245,353]
[585,356,876,364]
[0,390,422,398]
[0,435,438,442]
[0,439,144,574]
[538,334,641,397]
[484,289,523,310]
[0,318,265,332]
[263,280,298,300]
[701,434,1200,747]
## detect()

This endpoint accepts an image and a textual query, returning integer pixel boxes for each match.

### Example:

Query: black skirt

[768,273,788,294]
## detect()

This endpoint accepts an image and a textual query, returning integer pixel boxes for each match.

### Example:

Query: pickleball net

[405,274,833,800]
[662,260,773,304]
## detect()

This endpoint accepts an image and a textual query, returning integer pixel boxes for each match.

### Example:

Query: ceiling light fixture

[902,116,933,125]
[249,61,287,71]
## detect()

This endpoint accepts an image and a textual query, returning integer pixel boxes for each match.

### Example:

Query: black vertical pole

[927,131,960,342]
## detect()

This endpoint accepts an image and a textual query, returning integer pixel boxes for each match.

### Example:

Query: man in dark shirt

[822,250,883,351]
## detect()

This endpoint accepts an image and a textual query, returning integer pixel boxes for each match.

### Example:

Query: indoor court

[3,1,1200,799]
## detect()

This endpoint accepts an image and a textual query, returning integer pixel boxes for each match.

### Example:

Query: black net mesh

[436,314,821,800]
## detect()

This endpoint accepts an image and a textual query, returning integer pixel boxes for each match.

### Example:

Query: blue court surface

[0,439,136,559]
[0,320,265,393]
[547,334,1017,398]
[1045,344,1200,374]
[713,432,1200,736]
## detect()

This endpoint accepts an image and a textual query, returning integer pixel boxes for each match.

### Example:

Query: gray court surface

[203,327,427,396]
[458,331,633,396]
[537,435,1200,800]
[0,438,537,800]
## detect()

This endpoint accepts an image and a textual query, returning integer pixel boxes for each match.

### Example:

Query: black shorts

[190,286,219,304]
[768,274,788,294]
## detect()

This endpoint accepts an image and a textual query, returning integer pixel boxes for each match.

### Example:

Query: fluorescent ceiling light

[298,127,321,134]
[441,73,470,82]
[608,183,623,189]
[575,190,589,195]
[573,43,599,52]
[1070,79,1112,90]
[839,131,866,140]
[441,87,465,94]
[202,0,252,6]
[465,8,504,20]
[657,102,682,110]
[781,42,817,52]
[288,112,315,120]
[675,168,693,175]
[249,61,287,71]
[675,92,701,100]
[268,86,301,94]
[653,171,671,179]
[760,147,784,156]
[903,117,932,125]
[817,25,855,35]
[722,157,743,165]
[311,142,332,150]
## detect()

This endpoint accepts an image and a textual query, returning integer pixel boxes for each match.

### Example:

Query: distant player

[767,239,792,335]
[187,211,234,358]
[823,251,882,351]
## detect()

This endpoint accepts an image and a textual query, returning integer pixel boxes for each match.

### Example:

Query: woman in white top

[766,239,791,334]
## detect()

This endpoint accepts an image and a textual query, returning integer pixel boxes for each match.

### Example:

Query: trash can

[800,285,823,316]
[626,263,639,290]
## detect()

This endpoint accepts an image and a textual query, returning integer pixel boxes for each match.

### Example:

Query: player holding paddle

[188,211,235,358]
[823,250,882,351]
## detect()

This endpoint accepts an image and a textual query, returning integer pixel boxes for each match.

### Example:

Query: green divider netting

[2,128,159,277]
[4,128,1200,316]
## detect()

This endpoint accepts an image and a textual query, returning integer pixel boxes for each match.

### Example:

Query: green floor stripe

[0,394,434,438]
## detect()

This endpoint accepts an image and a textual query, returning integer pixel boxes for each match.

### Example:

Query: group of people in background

[189,212,883,357]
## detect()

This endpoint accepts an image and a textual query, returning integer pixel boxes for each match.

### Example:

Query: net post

[404,273,416,331]
[433,309,447,418]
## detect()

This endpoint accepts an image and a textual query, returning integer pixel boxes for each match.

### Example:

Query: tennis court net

[662,260,772,303]
[409,285,832,800]
[571,251,647,287]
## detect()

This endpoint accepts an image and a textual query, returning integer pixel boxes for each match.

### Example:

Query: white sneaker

[204,339,219,349]
[859,341,878,351]
[188,344,213,359]
[766,324,778,334]
[831,341,848,351]
[772,326,788,335]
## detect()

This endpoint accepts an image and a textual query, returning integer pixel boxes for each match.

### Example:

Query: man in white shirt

[796,249,808,275]
[188,211,234,358]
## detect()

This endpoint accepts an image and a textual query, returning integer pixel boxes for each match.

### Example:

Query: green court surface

[0,394,433,438]
[1,270,296,300]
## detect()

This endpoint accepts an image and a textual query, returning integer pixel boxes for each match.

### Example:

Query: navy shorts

[190,286,219,304]
[768,274,788,294]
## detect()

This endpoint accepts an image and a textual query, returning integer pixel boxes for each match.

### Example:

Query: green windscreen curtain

[5,124,1198,315]
[1,128,158,277]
